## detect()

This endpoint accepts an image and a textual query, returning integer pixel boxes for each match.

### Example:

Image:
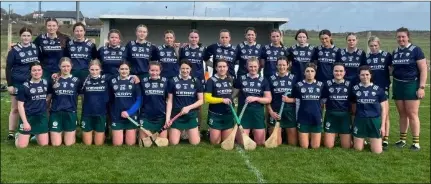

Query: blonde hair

[59,57,72,67]
[89,59,102,68]
[368,36,381,45]
[247,56,260,66]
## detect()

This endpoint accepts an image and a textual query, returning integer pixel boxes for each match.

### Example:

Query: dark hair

[19,27,32,35]
[305,62,317,72]
[270,29,284,46]
[333,62,345,69]
[108,29,122,39]
[73,22,86,32]
[295,29,308,40]
[149,61,162,71]
[164,30,175,37]
[358,65,372,74]
[189,29,199,34]
[179,59,193,69]
[319,29,333,44]
[396,27,410,38]
[220,29,230,34]
[45,17,58,25]
[277,56,290,63]
[245,27,256,35]
[216,58,228,67]
[30,61,42,71]
[345,32,356,40]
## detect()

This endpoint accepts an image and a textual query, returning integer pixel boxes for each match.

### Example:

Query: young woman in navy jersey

[205,59,235,144]
[204,29,238,78]
[64,22,98,83]
[288,29,315,82]
[15,62,49,148]
[261,29,289,79]
[233,57,272,146]
[179,29,207,130]
[125,25,158,78]
[339,33,366,84]
[391,27,427,151]
[49,57,81,146]
[98,29,127,80]
[267,56,297,146]
[293,63,324,149]
[6,27,39,140]
[322,63,352,149]
[108,61,142,146]
[156,30,181,79]
[34,18,69,83]
[80,59,109,145]
[366,36,393,150]
[236,27,263,77]
[314,29,341,84]
[165,60,204,145]
[350,65,387,154]
[125,62,168,140]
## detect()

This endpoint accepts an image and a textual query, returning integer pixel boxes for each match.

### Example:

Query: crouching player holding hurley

[80,59,109,146]
[267,56,297,146]
[15,62,49,148]
[205,59,235,145]
[351,65,387,154]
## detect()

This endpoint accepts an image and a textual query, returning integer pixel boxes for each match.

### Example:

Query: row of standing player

[6,19,427,151]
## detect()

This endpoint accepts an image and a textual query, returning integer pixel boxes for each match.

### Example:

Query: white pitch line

[235,146,266,183]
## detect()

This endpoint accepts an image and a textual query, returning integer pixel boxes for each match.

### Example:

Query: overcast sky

[1,1,430,32]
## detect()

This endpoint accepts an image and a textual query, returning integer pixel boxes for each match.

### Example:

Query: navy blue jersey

[205,75,234,114]
[288,44,315,81]
[293,80,324,125]
[168,76,203,110]
[64,39,98,71]
[268,73,297,112]
[365,51,392,89]
[34,34,67,73]
[140,76,168,119]
[80,75,109,116]
[109,76,142,122]
[351,83,387,118]
[156,45,179,79]
[179,45,206,80]
[236,42,263,76]
[98,45,127,78]
[204,43,238,77]
[6,43,39,86]
[125,41,158,75]
[392,44,425,81]
[313,45,341,82]
[16,79,49,116]
[50,75,81,112]
[261,44,289,77]
[234,74,270,108]
[322,79,351,112]
[340,48,366,83]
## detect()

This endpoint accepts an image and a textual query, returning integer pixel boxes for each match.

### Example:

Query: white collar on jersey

[46,33,58,39]
[217,43,231,47]
[246,73,260,79]
[332,79,345,84]
[150,76,161,80]
[29,79,42,84]
[270,43,282,47]
[296,43,309,47]
[109,45,121,49]
[135,40,148,44]
[398,43,412,49]
[243,41,257,46]
[359,82,373,87]
[17,42,31,48]
[345,48,358,53]
[60,74,73,79]
[74,38,88,43]
[188,44,200,49]
[178,75,192,80]
[214,74,228,79]
[91,75,101,79]
[276,72,289,77]
[322,44,335,49]
[303,79,316,84]
[118,75,131,80]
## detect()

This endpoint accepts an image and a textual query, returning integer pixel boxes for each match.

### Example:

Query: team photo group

[6,18,428,154]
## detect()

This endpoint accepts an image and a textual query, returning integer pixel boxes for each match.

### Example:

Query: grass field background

[1,33,430,183]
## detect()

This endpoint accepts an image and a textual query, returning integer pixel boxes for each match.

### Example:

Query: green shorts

[71,69,90,84]
[49,111,78,132]
[268,105,297,129]
[297,123,322,133]
[323,110,352,134]
[81,115,106,132]
[392,78,419,100]
[238,105,265,129]
[111,116,138,130]
[352,117,382,139]
[207,111,235,130]
[18,113,49,135]
[170,109,198,130]
[140,116,165,132]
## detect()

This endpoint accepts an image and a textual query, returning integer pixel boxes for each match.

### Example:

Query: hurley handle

[270,90,291,123]
[229,102,248,126]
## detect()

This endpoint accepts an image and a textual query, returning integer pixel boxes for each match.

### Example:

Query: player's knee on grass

[353,137,364,151]
[210,129,221,144]
[324,133,335,148]
[169,128,181,145]
[50,132,62,146]
[15,134,30,148]
[188,128,201,145]
[37,134,49,146]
